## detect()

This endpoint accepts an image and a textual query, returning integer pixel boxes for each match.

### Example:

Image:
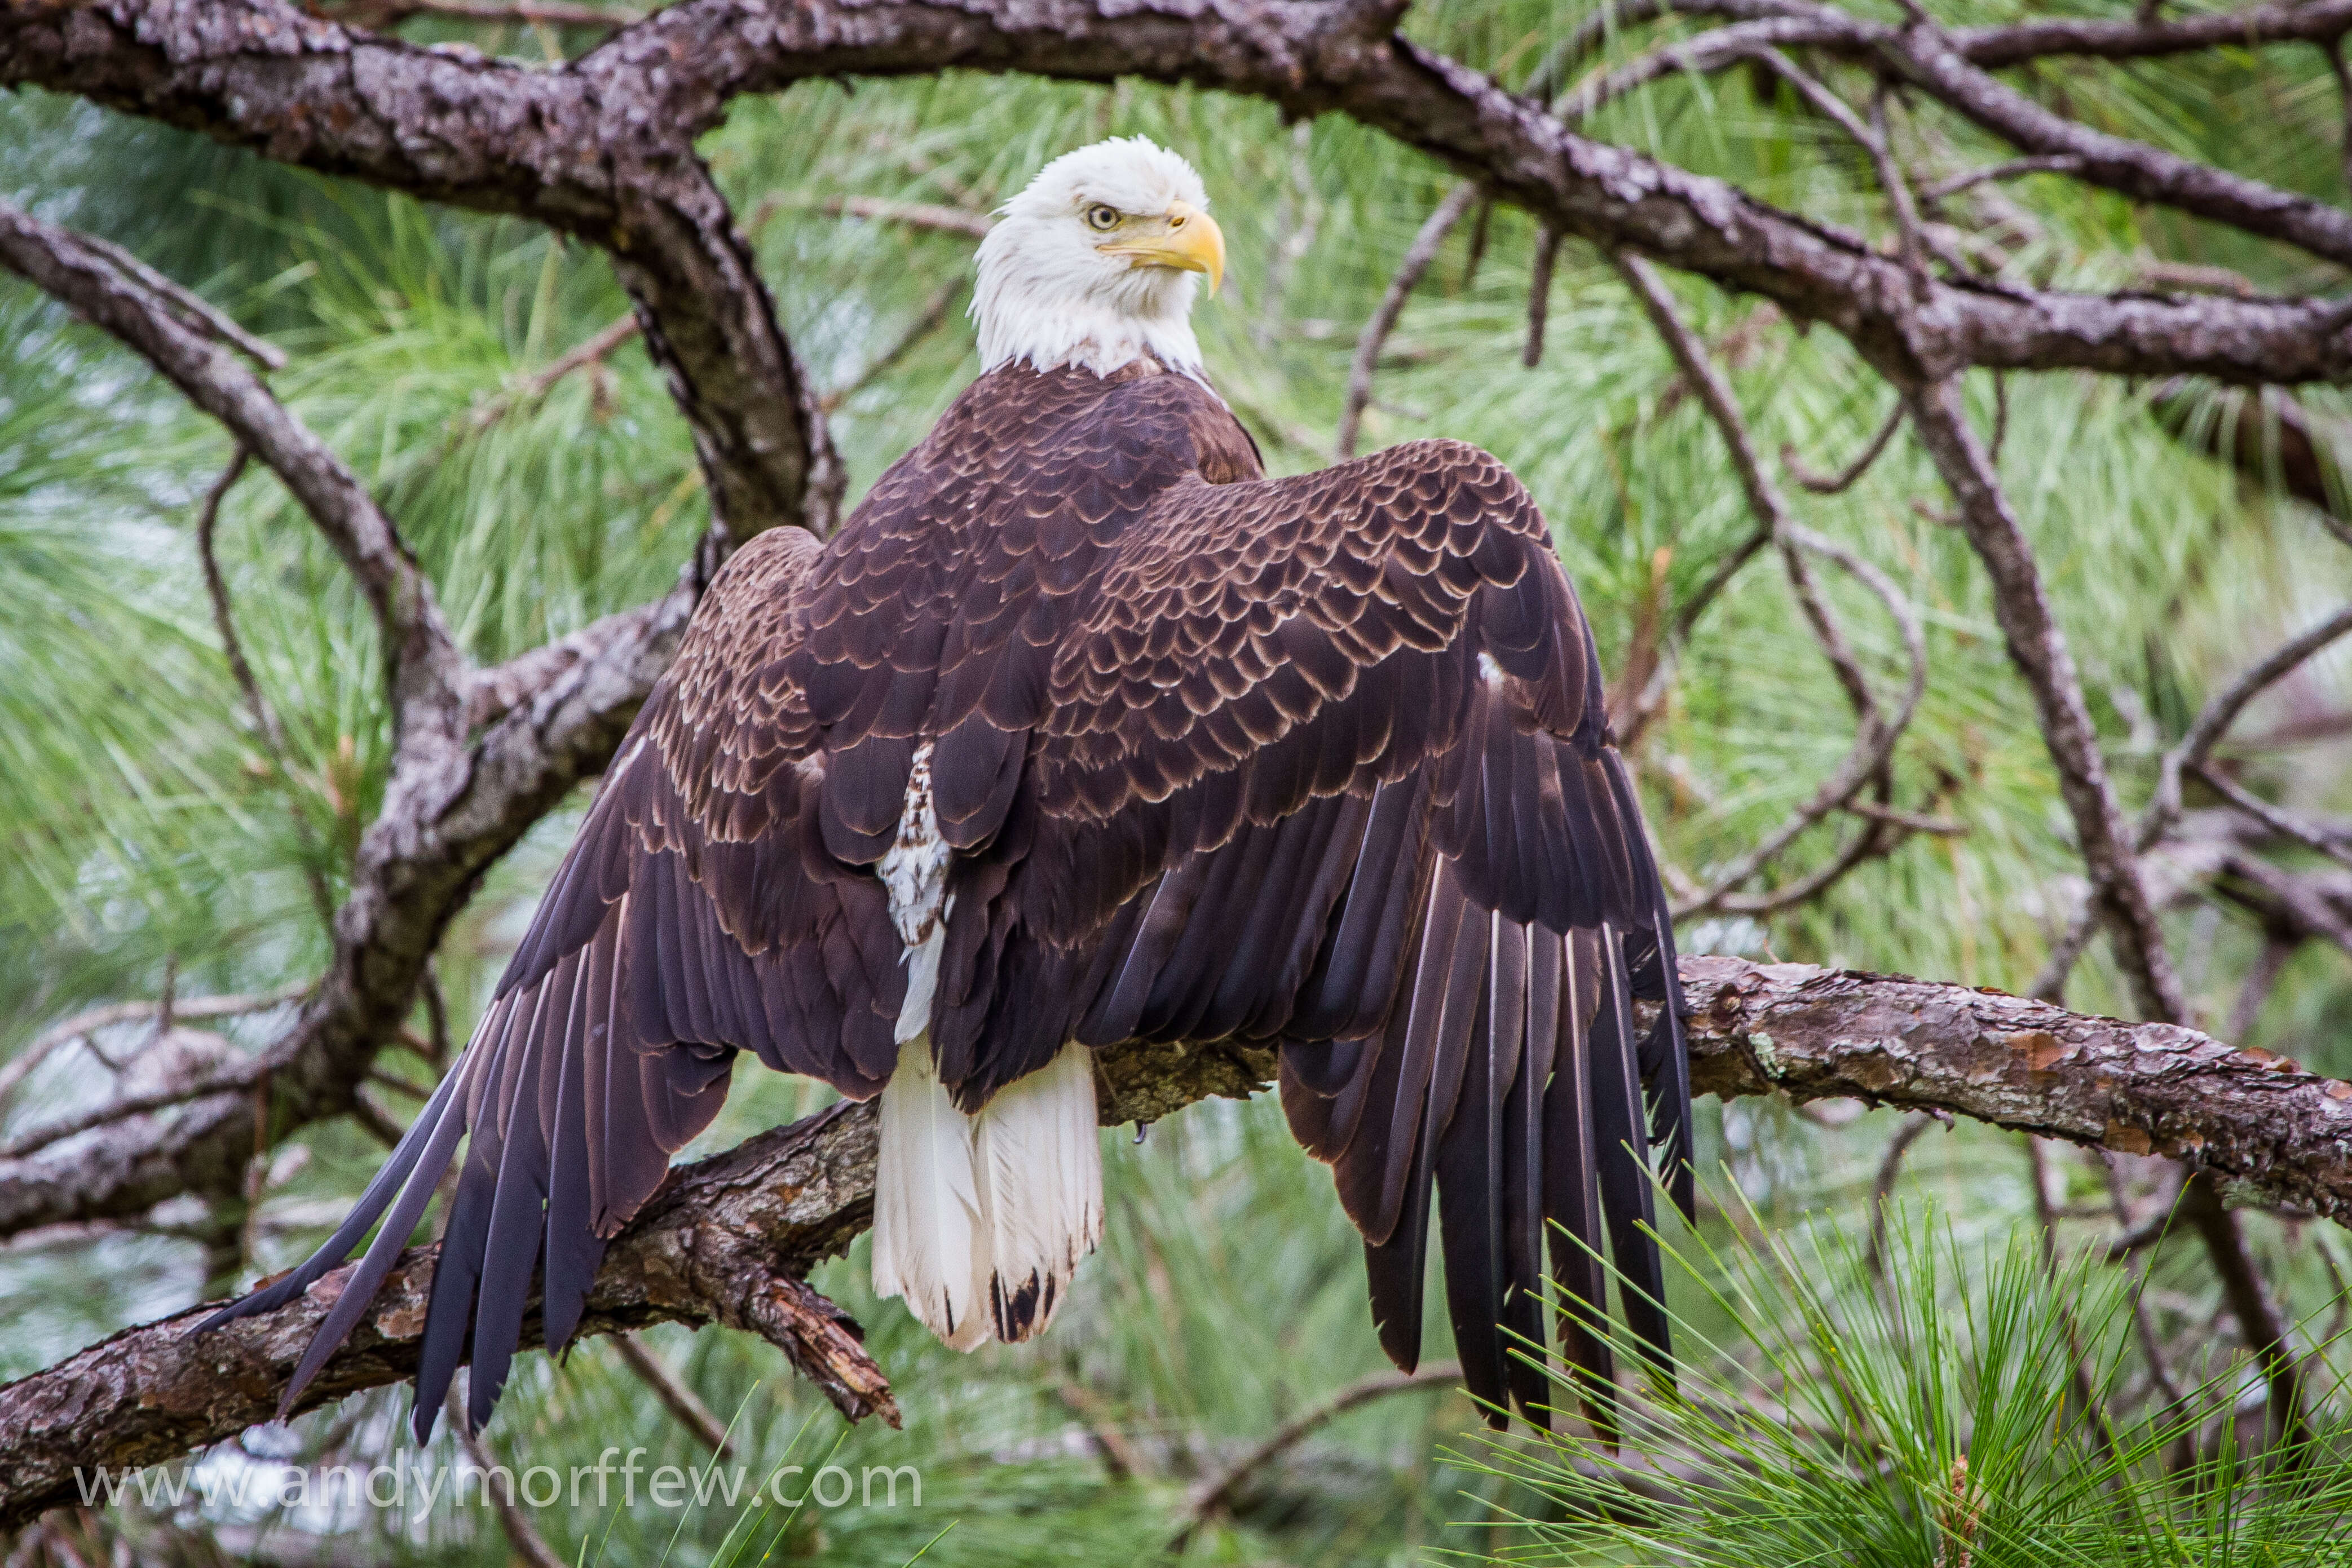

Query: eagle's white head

[972,136,1224,381]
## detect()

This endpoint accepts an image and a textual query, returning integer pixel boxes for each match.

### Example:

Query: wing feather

[202,527,905,1436]
[1031,436,1689,1431]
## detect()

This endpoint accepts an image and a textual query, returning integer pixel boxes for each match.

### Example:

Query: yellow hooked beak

[1102,201,1225,296]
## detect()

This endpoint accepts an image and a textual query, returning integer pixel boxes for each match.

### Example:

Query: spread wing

[202,526,907,1438]
[968,438,1692,1429]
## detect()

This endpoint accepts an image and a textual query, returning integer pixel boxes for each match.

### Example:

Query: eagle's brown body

[217,358,1690,1437]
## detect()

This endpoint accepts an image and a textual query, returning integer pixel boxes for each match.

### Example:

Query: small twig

[2191,761,2352,876]
[1674,525,1927,917]
[1553,17,1854,123]
[818,279,962,412]
[1842,797,1966,836]
[347,1090,404,1150]
[364,1068,429,1102]
[470,312,643,432]
[610,1332,738,1457]
[2095,1151,2193,1430]
[1782,401,1905,495]
[0,987,306,1120]
[1,1064,267,1161]
[196,448,338,929]
[1907,373,2185,1022]
[817,195,992,238]
[1338,183,1480,459]
[2180,1172,2310,1457]
[451,1388,573,1568]
[1055,1383,1145,1482]
[1259,121,1323,346]
[1172,1363,1463,1547]
[420,961,452,1070]
[66,230,285,372]
[1460,193,1493,290]
[2227,935,2297,1044]
[1748,44,1934,298]
[1613,250,1930,917]
[1523,223,1564,368]
[2024,1133,2129,1477]
[1921,155,2085,203]
[1866,1111,1935,1277]
[2149,601,2352,845]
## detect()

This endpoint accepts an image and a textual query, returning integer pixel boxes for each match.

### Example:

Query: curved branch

[6,957,2350,1529]
[0,0,833,540]
[10,0,2351,403]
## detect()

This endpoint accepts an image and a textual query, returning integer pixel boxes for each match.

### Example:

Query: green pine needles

[1462,1191,2352,1566]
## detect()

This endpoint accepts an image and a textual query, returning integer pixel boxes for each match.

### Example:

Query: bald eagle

[210,139,1692,1436]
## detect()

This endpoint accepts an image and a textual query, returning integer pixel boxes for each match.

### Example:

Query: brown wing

[953,439,1692,1430]
[204,525,908,1438]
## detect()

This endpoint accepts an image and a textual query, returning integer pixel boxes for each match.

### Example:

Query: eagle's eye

[1084,204,1120,232]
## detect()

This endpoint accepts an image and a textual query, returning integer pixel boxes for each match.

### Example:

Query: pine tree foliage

[4,0,2352,1559]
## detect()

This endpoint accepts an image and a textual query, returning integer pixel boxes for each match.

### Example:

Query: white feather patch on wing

[880,741,955,1045]
[973,1041,1104,1343]
[871,1032,992,1351]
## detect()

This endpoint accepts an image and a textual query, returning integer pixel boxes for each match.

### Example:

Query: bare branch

[451,1389,576,1568]
[0,204,468,758]
[1338,182,1479,460]
[610,1333,738,1457]
[0,992,307,1124]
[195,449,338,930]
[1611,253,1929,917]
[1865,1110,1936,1277]
[1904,374,2184,1023]
[0,1065,267,1164]
[2149,602,2352,844]
[1921,156,2086,203]
[1173,1362,1466,1546]
[1523,223,1564,369]
[0,572,696,1240]
[1782,400,1904,496]
[13,0,2350,407]
[1884,14,2352,272]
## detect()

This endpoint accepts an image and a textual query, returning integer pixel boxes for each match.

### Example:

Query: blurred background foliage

[5,0,2352,1560]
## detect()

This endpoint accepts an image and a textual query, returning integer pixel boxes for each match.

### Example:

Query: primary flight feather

[208,137,1693,1437]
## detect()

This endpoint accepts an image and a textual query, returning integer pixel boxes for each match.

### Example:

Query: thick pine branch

[5,958,2348,1530]
[5,0,2350,390]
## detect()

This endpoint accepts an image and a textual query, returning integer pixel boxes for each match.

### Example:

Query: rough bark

[6,958,2347,1530]
[0,0,835,540]
[6,0,2350,392]
[0,201,711,1242]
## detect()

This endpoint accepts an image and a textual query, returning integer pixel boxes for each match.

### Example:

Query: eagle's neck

[971,270,1205,382]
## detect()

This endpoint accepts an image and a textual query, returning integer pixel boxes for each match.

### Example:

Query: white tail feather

[871,1037,1104,1351]
[974,1041,1103,1342]
[871,1033,991,1351]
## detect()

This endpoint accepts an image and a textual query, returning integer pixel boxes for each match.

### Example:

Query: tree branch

[11,0,2352,407]
[7,957,2349,1528]
[0,203,710,1242]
